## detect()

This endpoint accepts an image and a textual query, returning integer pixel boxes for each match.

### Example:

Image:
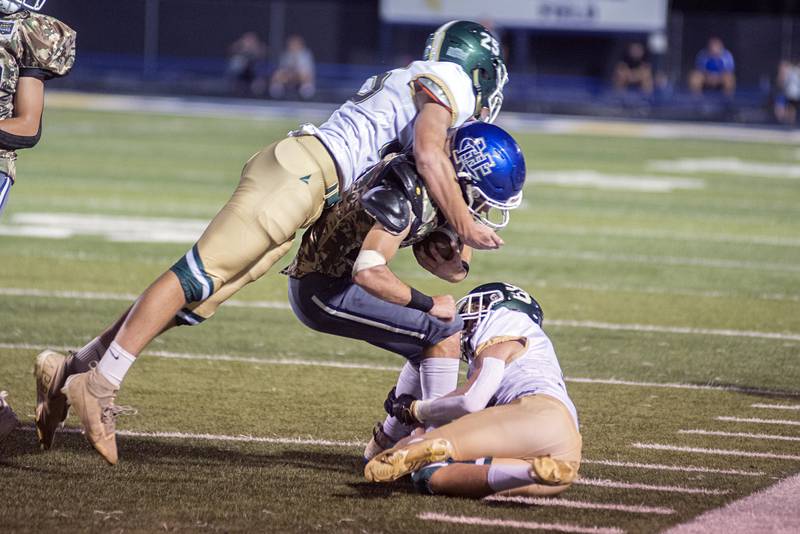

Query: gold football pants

[170,135,339,324]
[423,394,582,497]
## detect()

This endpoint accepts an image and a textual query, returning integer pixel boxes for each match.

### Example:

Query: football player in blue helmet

[451,122,525,230]
[367,282,581,500]
[278,121,526,462]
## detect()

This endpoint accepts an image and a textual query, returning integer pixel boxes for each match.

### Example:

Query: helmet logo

[456,137,495,179]
[445,46,469,62]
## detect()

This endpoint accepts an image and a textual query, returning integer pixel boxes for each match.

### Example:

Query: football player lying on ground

[284,122,524,431]
[0,0,75,437]
[34,21,509,464]
[363,283,582,499]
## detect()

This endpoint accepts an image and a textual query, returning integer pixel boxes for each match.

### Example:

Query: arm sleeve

[414,357,505,426]
[17,14,76,80]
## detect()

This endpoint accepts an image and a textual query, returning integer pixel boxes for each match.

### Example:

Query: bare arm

[352,222,412,306]
[1,77,44,136]
[413,97,503,250]
[353,221,456,320]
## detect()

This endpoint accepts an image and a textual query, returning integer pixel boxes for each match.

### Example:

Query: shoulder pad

[361,186,411,235]
[380,154,422,200]
[17,14,76,79]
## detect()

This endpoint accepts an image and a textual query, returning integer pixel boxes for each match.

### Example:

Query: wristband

[407,287,434,312]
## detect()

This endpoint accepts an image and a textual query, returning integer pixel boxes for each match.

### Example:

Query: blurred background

[44,0,800,125]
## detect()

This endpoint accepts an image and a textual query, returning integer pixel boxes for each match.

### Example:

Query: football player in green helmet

[423,20,508,123]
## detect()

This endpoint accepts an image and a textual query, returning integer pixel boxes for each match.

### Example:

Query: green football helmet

[423,20,508,123]
[456,282,543,361]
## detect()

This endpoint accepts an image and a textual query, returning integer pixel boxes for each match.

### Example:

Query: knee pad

[170,245,214,303]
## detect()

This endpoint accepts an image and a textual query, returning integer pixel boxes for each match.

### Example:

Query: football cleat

[0,390,19,443]
[363,421,397,462]
[530,456,578,486]
[61,368,119,465]
[364,438,454,482]
[34,350,71,450]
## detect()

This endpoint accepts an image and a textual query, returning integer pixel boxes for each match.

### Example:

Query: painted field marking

[417,512,624,534]
[716,416,800,427]
[575,477,728,496]
[3,287,799,343]
[751,403,800,411]
[679,429,800,442]
[581,459,764,477]
[506,247,800,274]
[17,425,365,448]
[662,472,800,534]
[647,157,800,179]
[2,342,800,398]
[487,495,674,515]
[632,442,800,461]
[509,223,800,248]
[526,170,705,192]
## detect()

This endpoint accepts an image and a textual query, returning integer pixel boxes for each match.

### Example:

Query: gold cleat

[34,350,71,450]
[61,368,119,465]
[364,438,453,482]
[530,456,578,486]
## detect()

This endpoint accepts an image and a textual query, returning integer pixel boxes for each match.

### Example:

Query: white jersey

[468,307,579,428]
[316,60,476,190]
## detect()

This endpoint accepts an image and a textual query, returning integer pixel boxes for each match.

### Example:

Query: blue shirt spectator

[689,37,736,97]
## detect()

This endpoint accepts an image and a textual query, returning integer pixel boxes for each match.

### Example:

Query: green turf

[1,106,799,533]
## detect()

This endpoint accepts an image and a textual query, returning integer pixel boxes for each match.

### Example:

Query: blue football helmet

[0,0,46,15]
[450,121,525,230]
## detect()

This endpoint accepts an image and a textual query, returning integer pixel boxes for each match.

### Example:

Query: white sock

[487,463,535,492]
[420,358,459,400]
[96,341,136,388]
[382,362,422,441]
[69,336,109,374]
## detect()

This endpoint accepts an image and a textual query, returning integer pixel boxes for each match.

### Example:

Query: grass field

[1,102,799,533]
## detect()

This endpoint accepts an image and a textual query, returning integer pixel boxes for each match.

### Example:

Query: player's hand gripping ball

[413,227,463,263]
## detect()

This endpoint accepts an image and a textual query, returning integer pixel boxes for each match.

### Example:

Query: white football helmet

[0,0,46,15]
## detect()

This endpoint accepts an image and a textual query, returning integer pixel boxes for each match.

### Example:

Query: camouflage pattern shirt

[0,10,76,181]
[283,153,444,279]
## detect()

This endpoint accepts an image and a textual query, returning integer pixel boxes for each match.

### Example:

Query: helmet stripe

[429,20,458,61]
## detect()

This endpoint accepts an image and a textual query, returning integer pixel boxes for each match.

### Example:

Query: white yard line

[679,429,800,442]
[546,320,800,342]
[486,495,674,515]
[417,512,624,534]
[663,472,800,534]
[17,425,364,448]
[510,223,800,248]
[580,459,764,477]
[632,442,800,461]
[2,287,798,342]
[716,416,800,427]
[751,403,800,411]
[574,477,728,495]
[2,342,799,398]
[507,247,800,273]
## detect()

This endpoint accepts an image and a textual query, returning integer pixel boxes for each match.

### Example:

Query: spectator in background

[227,32,267,96]
[613,42,653,96]
[270,35,315,100]
[689,37,735,97]
[775,58,800,126]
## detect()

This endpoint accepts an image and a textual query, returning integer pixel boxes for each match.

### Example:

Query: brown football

[415,228,462,262]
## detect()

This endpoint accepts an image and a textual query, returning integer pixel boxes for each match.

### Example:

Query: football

[414,227,463,262]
